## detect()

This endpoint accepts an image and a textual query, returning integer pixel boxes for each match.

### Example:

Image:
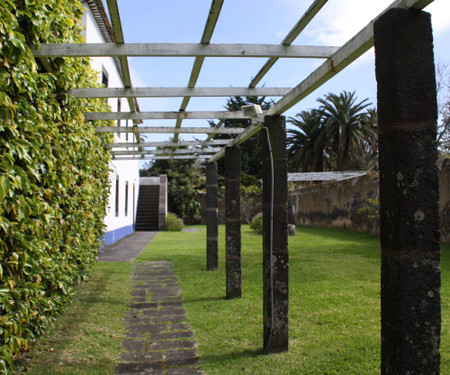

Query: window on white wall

[115,175,119,217]
[117,98,121,139]
[102,66,109,87]
[125,181,129,216]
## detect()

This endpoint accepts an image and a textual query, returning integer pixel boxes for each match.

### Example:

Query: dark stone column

[225,146,241,299]
[262,115,288,353]
[374,9,440,374]
[206,162,219,271]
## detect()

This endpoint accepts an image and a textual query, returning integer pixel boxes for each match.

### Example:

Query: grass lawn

[136,226,450,374]
[15,226,450,374]
[15,262,133,375]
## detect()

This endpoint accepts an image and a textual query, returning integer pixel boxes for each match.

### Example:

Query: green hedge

[0,1,113,372]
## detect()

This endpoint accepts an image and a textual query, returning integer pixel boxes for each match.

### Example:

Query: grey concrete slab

[97,232,158,262]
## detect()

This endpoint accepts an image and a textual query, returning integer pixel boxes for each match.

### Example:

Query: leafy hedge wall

[0,1,113,372]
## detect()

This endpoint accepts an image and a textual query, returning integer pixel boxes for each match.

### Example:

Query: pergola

[32,0,442,372]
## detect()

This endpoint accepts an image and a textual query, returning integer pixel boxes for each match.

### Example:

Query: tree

[141,155,202,223]
[287,91,378,172]
[318,91,377,171]
[287,109,327,172]
[210,96,274,184]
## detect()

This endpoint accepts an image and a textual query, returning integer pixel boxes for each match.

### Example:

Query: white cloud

[280,0,448,45]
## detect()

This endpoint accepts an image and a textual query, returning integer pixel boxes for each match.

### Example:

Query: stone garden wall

[289,158,450,242]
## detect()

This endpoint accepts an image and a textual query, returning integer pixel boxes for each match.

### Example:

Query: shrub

[165,213,184,231]
[250,212,263,233]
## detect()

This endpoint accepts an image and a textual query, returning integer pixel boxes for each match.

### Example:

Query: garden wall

[289,158,450,242]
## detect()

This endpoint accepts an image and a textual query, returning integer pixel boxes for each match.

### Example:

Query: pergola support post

[262,115,288,353]
[374,8,441,374]
[206,162,219,271]
[225,146,241,299]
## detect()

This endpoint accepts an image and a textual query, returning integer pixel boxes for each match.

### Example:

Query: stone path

[116,261,200,375]
[98,232,158,262]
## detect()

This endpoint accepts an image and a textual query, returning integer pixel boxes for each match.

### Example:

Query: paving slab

[117,261,201,375]
[98,232,158,262]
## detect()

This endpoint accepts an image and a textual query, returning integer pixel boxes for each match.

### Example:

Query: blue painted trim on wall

[103,224,134,246]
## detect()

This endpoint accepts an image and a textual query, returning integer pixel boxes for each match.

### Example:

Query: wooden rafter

[108,139,230,149]
[96,126,245,134]
[32,43,339,59]
[69,87,289,98]
[85,111,248,121]
[112,148,221,156]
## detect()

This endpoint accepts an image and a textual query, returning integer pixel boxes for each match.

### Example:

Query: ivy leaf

[0,176,10,201]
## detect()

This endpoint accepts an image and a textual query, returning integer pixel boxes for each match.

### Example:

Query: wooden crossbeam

[69,87,290,98]
[113,155,208,161]
[32,43,339,58]
[85,111,247,120]
[288,171,367,181]
[112,148,221,156]
[108,139,230,148]
[96,126,244,134]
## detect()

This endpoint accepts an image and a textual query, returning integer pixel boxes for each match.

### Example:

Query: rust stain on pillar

[262,115,288,353]
[206,162,218,271]
[375,8,440,374]
[225,146,241,299]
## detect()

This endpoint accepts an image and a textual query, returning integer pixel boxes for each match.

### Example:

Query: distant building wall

[289,160,450,242]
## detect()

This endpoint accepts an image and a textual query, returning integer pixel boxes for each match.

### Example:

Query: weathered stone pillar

[374,8,440,374]
[262,115,288,353]
[206,162,219,271]
[225,146,241,299]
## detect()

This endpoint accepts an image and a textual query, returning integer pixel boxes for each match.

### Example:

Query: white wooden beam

[85,111,247,120]
[108,139,231,148]
[113,155,208,161]
[32,43,339,58]
[96,126,244,134]
[288,171,367,182]
[265,0,435,116]
[69,87,290,98]
[112,148,221,156]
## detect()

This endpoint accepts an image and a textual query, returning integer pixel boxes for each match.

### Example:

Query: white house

[81,0,140,245]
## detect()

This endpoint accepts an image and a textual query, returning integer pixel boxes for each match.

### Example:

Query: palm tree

[287,109,326,172]
[318,91,376,171]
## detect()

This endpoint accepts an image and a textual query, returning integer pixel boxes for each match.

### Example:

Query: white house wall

[82,2,140,245]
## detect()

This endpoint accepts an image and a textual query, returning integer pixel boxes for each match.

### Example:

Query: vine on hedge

[0,1,113,372]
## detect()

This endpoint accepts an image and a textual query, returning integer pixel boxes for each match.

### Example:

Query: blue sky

[108,0,450,142]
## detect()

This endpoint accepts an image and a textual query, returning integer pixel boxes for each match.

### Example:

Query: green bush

[250,212,263,233]
[0,1,113,372]
[165,213,184,232]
